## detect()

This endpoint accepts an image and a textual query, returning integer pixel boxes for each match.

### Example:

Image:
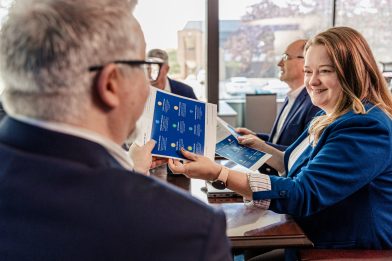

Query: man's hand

[151,156,168,169]
[129,140,156,175]
[235,127,256,136]
[238,134,266,151]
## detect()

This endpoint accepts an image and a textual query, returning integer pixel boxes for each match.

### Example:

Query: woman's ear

[95,64,121,109]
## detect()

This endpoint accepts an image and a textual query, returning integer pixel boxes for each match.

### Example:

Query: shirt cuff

[244,171,271,209]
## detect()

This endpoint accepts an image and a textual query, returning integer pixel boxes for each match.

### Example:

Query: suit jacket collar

[278,88,308,137]
[270,87,308,142]
[285,101,377,177]
[167,78,177,93]
[0,117,123,169]
[285,131,313,178]
[269,97,288,140]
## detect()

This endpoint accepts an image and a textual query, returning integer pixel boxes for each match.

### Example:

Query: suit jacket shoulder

[262,105,392,248]
[0,117,230,260]
[168,78,197,99]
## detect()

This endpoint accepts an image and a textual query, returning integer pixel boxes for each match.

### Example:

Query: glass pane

[134,0,206,100]
[335,0,392,88]
[219,0,333,126]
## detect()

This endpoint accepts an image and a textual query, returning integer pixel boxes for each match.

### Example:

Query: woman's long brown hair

[305,27,392,145]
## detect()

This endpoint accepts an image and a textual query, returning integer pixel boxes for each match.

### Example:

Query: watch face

[211,180,226,190]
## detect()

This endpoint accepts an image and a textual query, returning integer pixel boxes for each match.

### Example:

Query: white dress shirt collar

[10,114,134,171]
[271,86,305,143]
[287,85,304,102]
[164,77,172,93]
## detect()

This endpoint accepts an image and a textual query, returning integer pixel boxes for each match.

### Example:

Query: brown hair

[305,26,392,145]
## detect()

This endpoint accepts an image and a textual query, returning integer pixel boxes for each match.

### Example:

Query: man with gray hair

[148,48,197,99]
[0,1,230,260]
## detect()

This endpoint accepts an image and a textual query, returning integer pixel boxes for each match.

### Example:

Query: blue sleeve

[256,133,269,141]
[265,141,287,151]
[258,114,392,217]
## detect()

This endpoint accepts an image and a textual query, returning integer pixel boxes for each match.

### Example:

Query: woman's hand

[169,148,254,199]
[238,134,266,151]
[168,148,222,181]
[238,135,285,173]
[235,127,255,135]
[129,140,156,175]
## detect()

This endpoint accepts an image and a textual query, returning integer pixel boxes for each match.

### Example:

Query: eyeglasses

[89,59,163,82]
[281,53,304,61]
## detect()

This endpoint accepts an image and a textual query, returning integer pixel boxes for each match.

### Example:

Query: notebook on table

[205,181,242,198]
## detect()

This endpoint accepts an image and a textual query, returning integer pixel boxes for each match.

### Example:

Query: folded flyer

[135,87,217,160]
[215,118,271,171]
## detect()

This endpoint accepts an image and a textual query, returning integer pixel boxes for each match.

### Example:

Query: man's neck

[288,81,304,92]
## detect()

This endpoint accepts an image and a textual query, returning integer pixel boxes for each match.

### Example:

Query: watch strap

[211,166,229,190]
[216,166,229,184]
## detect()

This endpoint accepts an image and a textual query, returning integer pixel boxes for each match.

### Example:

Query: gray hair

[147,49,169,64]
[0,0,143,122]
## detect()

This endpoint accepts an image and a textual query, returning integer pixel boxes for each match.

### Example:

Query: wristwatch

[211,166,229,190]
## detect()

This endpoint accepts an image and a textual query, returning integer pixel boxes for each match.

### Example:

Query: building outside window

[134,0,207,100]
[219,0,333,101]
[335,0,392,90]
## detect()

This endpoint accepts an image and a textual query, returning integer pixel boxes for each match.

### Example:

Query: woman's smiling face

[304,44,343,114]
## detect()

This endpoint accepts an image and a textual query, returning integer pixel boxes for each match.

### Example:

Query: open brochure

[215,118,271,171]
[135,87,217,160]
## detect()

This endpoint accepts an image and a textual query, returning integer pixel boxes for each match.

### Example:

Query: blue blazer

[254,104,392,249]
[0,117,231,260]
[258,88,320,174]
[169,78,197,100]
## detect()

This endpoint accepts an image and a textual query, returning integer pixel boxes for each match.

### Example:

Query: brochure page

[135,87,217,160]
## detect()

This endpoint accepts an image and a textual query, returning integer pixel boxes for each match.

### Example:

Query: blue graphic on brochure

[151,91,206,159]
[215,134,266,169]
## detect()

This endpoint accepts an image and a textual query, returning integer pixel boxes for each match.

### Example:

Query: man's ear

[95,64,121,109]
[162,64,170,74]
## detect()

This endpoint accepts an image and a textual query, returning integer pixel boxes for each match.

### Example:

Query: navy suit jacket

[0,102,5,121]
[258,88,320,174]
[0,117,231,261]
[254,104,392,249]
[168,78,197,100]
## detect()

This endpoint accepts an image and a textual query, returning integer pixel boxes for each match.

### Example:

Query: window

[219,0,333,101]
[335,0,392,66]
[134,0,207,100]
[216,0,333,127]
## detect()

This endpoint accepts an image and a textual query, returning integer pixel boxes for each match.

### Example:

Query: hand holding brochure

[215,118,271,171]
[135,88,217,160]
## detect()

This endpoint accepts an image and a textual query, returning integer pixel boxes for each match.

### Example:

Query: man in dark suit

[0,101,5,121]
[147,49,198,99]
[237,40,320,175]
[0,1,231,260]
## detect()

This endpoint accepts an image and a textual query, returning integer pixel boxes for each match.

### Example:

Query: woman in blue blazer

[169,27,392,249]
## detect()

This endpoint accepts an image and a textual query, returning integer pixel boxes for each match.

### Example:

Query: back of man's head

[0,0,141,123]
[147,49,169,64]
